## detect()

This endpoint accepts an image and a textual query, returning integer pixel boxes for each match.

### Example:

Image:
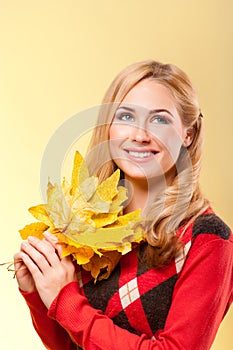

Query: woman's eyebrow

[148,109,174,118]
[117,106,174,118]
[116,106,135,112]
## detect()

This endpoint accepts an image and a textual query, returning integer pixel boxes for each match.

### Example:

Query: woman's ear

[183,127,195,147]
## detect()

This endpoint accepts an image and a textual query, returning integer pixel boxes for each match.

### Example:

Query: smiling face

[109,79,192,183]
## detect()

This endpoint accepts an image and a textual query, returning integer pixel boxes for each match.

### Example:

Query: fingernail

[28,236,36,242]
[22,241,29,248]
[44,231,58,241]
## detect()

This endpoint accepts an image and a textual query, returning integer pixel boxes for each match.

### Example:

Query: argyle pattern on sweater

[77,213,231,338]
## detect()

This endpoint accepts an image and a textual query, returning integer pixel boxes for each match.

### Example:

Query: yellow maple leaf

[61,244,95,265]
[94,169,120,202]
[19,150,145,281]
[82,251,121,282]
[109,186,127,213]
[70,151,89,195]
[91,212,119,228]
[19,222,49,240]
[28,204,54,228]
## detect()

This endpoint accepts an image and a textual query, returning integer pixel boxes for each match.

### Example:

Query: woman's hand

[14,251,36,293]
[19,234,77,309]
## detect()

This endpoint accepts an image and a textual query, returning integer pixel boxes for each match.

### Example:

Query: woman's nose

[130,125,151,143]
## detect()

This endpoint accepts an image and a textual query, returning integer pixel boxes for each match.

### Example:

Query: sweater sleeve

[47,234,233,350]
[20,289,77,350]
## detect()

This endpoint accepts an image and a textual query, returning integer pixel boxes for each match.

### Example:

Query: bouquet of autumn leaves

[19,151,145,282]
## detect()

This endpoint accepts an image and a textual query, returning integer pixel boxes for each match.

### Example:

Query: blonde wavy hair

[86,60,209,267]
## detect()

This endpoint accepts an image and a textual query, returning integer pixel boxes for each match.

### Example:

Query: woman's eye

[116,113,134,122]
[151,115,169,124]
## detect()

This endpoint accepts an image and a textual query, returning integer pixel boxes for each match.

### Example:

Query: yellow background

[0,1,232,349]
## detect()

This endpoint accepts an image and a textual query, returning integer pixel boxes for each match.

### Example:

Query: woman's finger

[43,231,63,258]
[14,252,23,268]
[43,231,58,245]
[26,236,61,268]
[13,251,28,273]
[21,252,42,280]
[21,239,51,273]
[14,251,23,265]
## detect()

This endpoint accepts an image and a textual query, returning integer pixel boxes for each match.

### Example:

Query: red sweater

[21,212,233,350]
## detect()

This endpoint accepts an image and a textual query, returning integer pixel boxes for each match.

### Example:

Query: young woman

[14,60,233,350]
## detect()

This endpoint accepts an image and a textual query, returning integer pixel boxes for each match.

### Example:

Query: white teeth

[128,151,154,158]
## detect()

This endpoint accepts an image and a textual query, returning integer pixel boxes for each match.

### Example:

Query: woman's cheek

[153,127,183,163]
[109,124,130,139]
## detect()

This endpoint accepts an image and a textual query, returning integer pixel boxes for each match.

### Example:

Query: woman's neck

[123,175,167,215]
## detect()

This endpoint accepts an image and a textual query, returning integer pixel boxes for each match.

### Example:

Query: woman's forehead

[119,80,179,116]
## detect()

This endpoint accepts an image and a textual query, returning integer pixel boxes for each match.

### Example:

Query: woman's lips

[123,148,159,162]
